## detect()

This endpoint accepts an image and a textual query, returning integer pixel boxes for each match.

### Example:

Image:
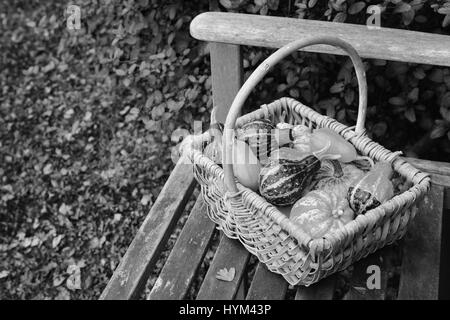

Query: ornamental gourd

[290,190,355,239]
[259,148,320,206]
[293,127,373,165]
[347,162,394,215]
[236,119,292,164]
[313,160,365,196]
[204,123,224,164]
[232,139,261,191]
[292,125,312,154]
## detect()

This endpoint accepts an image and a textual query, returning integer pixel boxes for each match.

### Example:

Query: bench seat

[100,156,450,300]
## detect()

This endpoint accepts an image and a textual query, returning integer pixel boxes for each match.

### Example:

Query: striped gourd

[236,119,292,164]
[347,162,394,215]
[259,148,321,206]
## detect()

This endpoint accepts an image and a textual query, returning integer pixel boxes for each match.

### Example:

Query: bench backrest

[190,12,450,123]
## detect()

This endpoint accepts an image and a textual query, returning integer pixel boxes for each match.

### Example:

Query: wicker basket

[182,37,430,286]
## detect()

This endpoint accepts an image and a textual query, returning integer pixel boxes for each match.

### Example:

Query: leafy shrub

[0,0,211,299]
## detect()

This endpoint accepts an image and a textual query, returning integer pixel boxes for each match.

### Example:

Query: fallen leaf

[53,274,66,287]
[52,234,64,248]
[43,163,53,175]
[140,194,152,206]
[0,270,10,279]
[55,287,71,300]
[42,61,55,73]
[59,203,71,215]
[125,107,140,122]
[83,111,92,122]
[66,264,81,291]
[216,267,235,282]
[30,236,40,247]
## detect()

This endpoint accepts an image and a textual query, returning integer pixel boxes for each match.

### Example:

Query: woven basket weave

[182,37,430,286]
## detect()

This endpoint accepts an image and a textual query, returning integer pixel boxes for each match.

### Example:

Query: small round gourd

[292,125,312,154]
[290,190,354,239]
[313,160,365,195]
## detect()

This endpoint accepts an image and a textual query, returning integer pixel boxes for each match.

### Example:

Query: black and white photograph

[1,0,450,306]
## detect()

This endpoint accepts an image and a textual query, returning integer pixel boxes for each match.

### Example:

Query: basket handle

[223,36,367,193]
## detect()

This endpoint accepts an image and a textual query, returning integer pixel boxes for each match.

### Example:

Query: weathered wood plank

[148,196,216,300]
[344,247,392,300]
[295,275,336,300]
[246,263,288,300]
[196,235,250,300]
[209,43,243,124]
[190,12,450,67]
[100,158,196,300]
[398,184,444,300]
[405,157,450,178]
[235,278,247,300]
[425,173,450,189]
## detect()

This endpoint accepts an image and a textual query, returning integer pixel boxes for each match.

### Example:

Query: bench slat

[398,184,444,300]
[344,247,392,300]
[196,235,250,300]
[148,196,216,300]
[190,12,450,67]
[295,275,336,300]
[405,157,450,178]
[246,263,288,300]
[100,159,196,300]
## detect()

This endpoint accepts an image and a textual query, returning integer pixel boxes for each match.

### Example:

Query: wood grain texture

[190,12,450,67]
[100,159,196,300]
[246,263,288,300]
[295,275,336,300]
[403,159,450,210]
[235,279,247,300]
[210,42,243,124]
[148,197,216,300]
[196,235,250,300]
[425,174,450,190]
[398,184,444,300]
[405,157,450,178]
[344,247,392,300]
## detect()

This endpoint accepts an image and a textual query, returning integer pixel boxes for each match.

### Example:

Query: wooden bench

[100,12,450,300]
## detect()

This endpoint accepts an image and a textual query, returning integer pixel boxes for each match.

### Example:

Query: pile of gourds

[205,119,395,239]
